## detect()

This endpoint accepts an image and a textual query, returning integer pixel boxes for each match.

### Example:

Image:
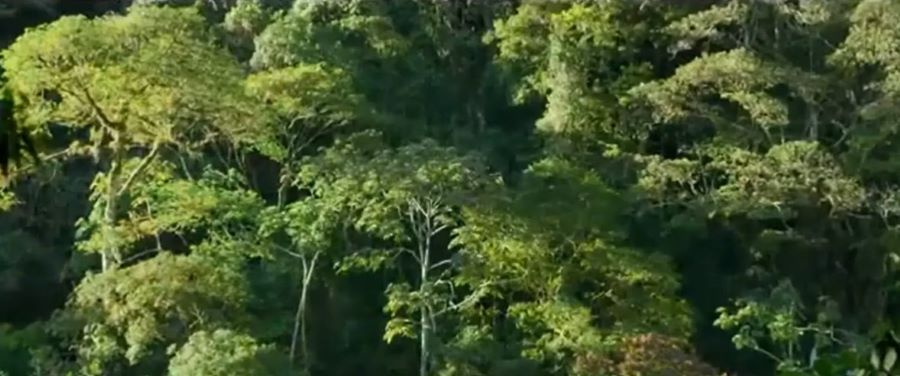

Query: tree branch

[430,223,450,237]
[432,288,485,318]
[275,244,305,259]
[400,247,422,264]
[117,141,161,196]
[121,248,161,266]
[429,258,453,271]
[75,80,118,132]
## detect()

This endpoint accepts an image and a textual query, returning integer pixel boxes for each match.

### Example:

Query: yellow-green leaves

[631,49,817,132]
[62,253,248,372]
[638,141,865,219]
[4,7,267,273]
[168,329,289,376]
[456,157,692,368]
[713,280,847,369]
[510,300,606,360]
[831,1,900,177]
[383,283,417,343]
[490,2,563,101]
[832,0,900,111]
[224,0,272,38]
[493,1,661,143]
[3,6,258,149]
[250,0,406,71]
[296,131,489,244]
[246,64,364,162]
[248,64,360,123]
[76,166,265,262]
[832,0,900,70]
[0,187,16,212]
[666,1,748,52]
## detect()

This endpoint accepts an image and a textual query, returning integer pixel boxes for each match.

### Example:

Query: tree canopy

[3,1,900,375]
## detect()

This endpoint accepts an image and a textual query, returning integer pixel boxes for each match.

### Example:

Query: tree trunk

[101,148,123,272]
[420,304,429,376]
[419,263,430,376]
[100,141,160,271]
[277,165,290,209]
[290,251,319,376]
[419,211,432,376]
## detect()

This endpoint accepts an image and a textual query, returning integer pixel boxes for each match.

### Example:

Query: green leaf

[884,347,897,371]
[168,329,290,376]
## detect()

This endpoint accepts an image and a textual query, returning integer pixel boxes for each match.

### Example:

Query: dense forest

[4,0,900,375]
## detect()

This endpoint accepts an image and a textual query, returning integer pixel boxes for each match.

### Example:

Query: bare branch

[430,223,450,237]
[400,247,422,264]
[276,244,305,259]
[117,141,161,196]
[429,258,453,271]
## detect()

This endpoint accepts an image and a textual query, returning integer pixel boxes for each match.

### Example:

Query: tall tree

[295,131,490,376]
[2,6,260,270]
[454,157,695,375]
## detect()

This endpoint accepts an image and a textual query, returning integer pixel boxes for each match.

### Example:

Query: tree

[168,329,290,376]
[52,253,249,375]
[36,165,265,375]
[454,157,693,375]
[251,0,535,173]
[246,62,365,207]
[10,1,900,376]
[2,6,259,270]
[248,59,366,375]
[490,0,671,153]
[295,131,491,376]
[620,0,899,370]
[221,0,276,60]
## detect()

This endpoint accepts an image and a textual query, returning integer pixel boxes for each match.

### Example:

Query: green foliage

[0,323,47,376]
[168,329,290,376]
[246,63,365,163]
[492,1,666,145]
[246,64,361,129]
[54,253,248,373]
[490,1,570,102]
[132,170,264,237]
[665,1,749,51]
[383,283,418,343]
[713,280,877,375]
[3,6,259,148]
[224,0,273,38]
[456,157,692,373]
[630,48,819,140]
[250,0,406,71]
[0,187,16,213]
[296,131,489,245]
[9,1,900,376]
[830,0,900,181]
[75,165,266,263]
[639,141,865,218]
[131,0,196,7]
[293,131,493,374]
[832,0,900,74]
[222,0,275,59]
